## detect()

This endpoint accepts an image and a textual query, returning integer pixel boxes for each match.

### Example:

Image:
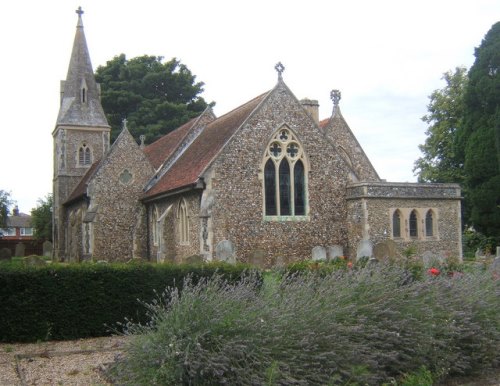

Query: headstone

[490,257,500,273]
[327,245,343,260]
[42,241,53,258]
[312,246,327,261]
[384,239,399,260]
[248,249,266,267]
[496,246,500,258]
[185,254,204,264]
[373,243,390,261]
[15,242,26,257]
[356,239,373,261]
[23,255,46,267]
[216,240,236,264]
[0,248,12,261]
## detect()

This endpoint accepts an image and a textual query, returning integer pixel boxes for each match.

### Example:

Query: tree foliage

[30,194,53,241]
[456,22,500,235]
[0,190,13,228]
[95,55,212,144]
[414,67,468,183]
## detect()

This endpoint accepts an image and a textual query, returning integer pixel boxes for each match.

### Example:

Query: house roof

[6,215,31,228]
[143,116,200,170]
[143,92,269,199]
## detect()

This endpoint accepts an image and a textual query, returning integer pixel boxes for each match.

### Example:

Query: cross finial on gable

[139,135,146,148]
[76,6,84,17]
[122,118,128,130]
[275,62,285,80]
[330,89,341,108]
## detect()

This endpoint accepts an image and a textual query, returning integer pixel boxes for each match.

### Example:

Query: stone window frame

[392,209,403,239]
[177,198,189,245]
[261,125,310,222]
[424,209,437,239]
[77,143,92,167]
[390,208,439,241]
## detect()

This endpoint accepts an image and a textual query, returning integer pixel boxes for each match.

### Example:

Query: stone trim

[347,182,461,200]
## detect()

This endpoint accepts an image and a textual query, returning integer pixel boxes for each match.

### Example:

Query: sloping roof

[143,116,200,170]
[64,160,101,205]
[143,92,269,199]
[7,215,31,228]
[56,10,109,128]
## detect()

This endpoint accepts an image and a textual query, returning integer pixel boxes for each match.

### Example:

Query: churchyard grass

[106,262,499,385]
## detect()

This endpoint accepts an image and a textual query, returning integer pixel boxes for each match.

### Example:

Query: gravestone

[496,246,500,258]
[216,240,236,264]
[42,241,53,257]
[373,243,390,261]
[384,239,399,261]
[356,239,373,261]
[312,246,327,261]
[0,248,12,261]
[15,242,26,257]
[248,249,266,267]
[490,257,500,274]
[23,255,46,267]
[185,254,204,264]
[327,245,343,260]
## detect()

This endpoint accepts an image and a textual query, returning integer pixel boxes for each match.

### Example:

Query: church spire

[56,7,109,128]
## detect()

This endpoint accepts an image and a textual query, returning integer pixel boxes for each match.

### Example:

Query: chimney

[300,98,319,124]
[12,205,19,216]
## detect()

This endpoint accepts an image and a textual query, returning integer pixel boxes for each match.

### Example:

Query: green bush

[107,264,500,385]
[0,261,255,342]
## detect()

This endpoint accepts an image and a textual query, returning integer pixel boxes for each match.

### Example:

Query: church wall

[207,84,353,266]
[88,132,154,262]
[147,191,202,262]
[346,183,462,259]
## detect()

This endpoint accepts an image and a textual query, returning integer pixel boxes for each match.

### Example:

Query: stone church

[52,9,463,265]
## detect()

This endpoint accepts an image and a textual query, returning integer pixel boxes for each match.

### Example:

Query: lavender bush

[107,264,499,385]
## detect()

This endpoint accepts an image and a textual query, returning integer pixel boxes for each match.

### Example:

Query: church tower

[52,7,110,260]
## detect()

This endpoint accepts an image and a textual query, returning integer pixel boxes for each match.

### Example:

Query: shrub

[108,264,500,385]
[0,261,255,342]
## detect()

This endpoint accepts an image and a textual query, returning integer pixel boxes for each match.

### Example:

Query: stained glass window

[294,160,305,215]
[279,159,291,215]
[264,159,277,215]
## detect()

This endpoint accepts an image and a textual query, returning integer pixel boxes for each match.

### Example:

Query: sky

[1,0,499,213]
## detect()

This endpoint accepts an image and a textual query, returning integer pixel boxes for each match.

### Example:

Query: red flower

[428,267,440,276]
[347,262,353,269]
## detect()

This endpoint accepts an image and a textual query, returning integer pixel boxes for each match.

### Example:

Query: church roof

[64,160,101,205]
[56,7,109,128]
[144,116,202,170]
[143,92,269,199]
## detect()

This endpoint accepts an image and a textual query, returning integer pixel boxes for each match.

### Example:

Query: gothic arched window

[425,210,434,237]
[409,210,418,238]
[178,199,189,244]
[263,127,308,218]
[78,144,91,166]
[392,210,402,238]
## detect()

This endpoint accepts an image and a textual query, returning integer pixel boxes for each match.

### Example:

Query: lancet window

[78,144,91,166]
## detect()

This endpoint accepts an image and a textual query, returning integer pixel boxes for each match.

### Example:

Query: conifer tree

[457,22,500,235]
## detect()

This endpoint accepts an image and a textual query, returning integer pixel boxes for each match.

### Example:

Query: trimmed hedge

[0,261,255,343]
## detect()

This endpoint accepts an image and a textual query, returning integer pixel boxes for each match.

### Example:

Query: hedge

[0,261,255,343]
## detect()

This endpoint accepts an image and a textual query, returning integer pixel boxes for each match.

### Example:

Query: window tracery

[78,143,91,166]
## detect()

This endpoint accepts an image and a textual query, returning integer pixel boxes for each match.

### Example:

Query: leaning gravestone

[15,242,26,257]
[0,247,12,261]
[248,249,266,267]
[43,241,53,257]
[356,239,373,261]
[373,242,390,261]
[216,240,236,264]
[312,246,327,261]
[327,245,343,260]
[23,255,46,267]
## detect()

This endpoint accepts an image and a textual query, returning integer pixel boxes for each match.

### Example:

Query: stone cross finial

[139,135,146,148]
[275,62,285,80]
[330,89,341,108]
[122,118,128,130]
[76,6,84,17]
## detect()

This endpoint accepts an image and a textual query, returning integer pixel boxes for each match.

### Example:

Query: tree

[95,55,213,143]
[30,194,53,241]
[456,22,500,235]
[0,190,13,228]
[413,67,468,184]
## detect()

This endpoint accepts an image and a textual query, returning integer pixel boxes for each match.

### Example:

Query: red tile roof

[143,92,269,199]
[143,117,199,170]
[319,117,330,129]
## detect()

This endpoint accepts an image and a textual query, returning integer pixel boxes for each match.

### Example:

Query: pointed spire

[56,7,109,128]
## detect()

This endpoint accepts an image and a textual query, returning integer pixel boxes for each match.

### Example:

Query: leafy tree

[30,194,53,241]
[456,22,500,235]
[414,67,468,184]
[0,190,13,228]
[95,55,212,143]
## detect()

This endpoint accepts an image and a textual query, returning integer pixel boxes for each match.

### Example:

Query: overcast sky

[1,0,499,213]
